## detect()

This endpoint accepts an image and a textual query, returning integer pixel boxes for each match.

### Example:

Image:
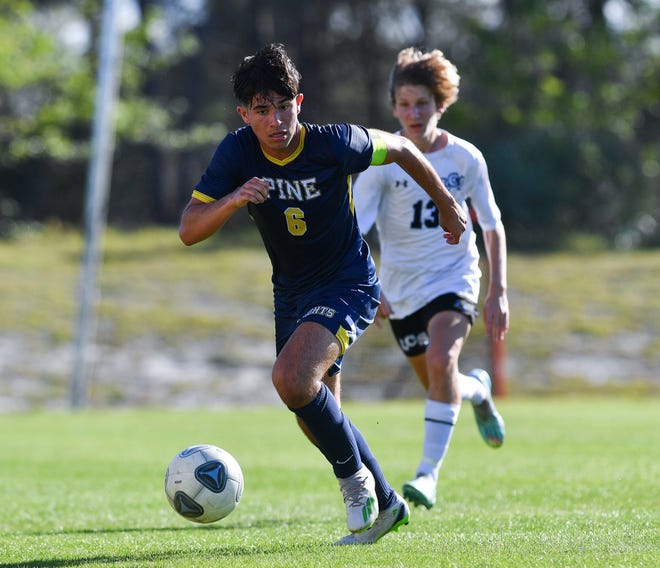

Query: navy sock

[291,383,362,478]
[349,420,396,509]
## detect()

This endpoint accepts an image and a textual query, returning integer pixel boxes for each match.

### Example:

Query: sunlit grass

[0,398,657,567]
[508,251,659,334]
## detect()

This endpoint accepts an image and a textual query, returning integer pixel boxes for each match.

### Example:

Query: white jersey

[353,131,501,320]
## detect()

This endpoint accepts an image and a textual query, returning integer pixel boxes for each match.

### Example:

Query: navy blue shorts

[389,293,478,357]
[274,281,381,376]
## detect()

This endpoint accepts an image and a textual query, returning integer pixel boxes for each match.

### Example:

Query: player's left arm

[369,128,466,244]
[482,222,509,341]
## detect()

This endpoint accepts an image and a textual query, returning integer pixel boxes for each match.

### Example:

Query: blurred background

[0,0,658,410]
[2,0,659,247]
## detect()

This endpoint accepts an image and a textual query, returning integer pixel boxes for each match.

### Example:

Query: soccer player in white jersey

[353,47,509,510]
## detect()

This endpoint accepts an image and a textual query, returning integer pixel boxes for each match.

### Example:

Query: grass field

[1,398,658,567]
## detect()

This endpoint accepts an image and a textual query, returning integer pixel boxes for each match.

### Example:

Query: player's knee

[271,360,303,404]
[426,350,454,381]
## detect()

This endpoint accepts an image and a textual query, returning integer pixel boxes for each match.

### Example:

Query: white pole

[71,0,124,409]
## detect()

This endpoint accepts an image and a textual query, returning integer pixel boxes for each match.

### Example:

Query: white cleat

[402,474,437,510]
[334,492,410,545]
[338,465,378,533]
[469,369,506,448]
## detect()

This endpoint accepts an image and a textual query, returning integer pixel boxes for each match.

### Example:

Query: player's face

[237,92,304,160]
[392,84,444,145]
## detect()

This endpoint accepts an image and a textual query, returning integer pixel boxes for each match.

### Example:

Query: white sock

[460,372,489,404]
[416,400,461,482]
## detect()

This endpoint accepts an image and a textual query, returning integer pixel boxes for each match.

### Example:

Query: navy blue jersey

[194,122,378,293]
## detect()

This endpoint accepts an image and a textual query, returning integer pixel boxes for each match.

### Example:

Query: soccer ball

[164,444,244,523]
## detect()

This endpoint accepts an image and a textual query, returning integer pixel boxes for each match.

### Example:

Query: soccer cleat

[334,492,410,545]
[338,464,378,533]
[469,368,505,448]
[402,473,436,510]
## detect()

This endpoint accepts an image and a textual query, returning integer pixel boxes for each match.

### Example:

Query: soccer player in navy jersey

[178,43,466,544]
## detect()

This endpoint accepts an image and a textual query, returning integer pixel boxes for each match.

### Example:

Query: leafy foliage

[0,1,93,163]
[0,0,657,245]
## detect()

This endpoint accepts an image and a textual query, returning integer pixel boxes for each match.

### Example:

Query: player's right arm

[178,177,269,245]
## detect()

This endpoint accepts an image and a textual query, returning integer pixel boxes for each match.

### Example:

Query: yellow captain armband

[191,189,216,203]
[369,130,388,166]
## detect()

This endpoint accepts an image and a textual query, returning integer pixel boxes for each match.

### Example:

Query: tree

[0,0,224,226]
[1,0,657,248]
[429,0,660,248]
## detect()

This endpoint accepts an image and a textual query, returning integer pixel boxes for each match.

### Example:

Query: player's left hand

[483,293,509,341]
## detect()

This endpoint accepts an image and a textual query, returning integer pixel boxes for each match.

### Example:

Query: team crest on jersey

[264,177,321,201]
[442,172,464,192]
[303,305,336,319]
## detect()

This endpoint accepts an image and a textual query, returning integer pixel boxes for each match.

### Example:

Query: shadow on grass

[0,518,325,567]
[1,543,314,567]
[11,517,283,537]
[0,519,321,568]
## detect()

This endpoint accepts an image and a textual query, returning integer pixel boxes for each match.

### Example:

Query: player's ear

[236,105,250,124]
[295,93,304,113]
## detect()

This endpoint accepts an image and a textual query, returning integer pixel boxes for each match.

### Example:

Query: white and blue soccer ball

[165,444,244,523]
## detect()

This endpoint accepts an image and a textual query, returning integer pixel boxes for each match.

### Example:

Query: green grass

[1,224,658,343]
[0,224,274,343]
[0,398,658,567]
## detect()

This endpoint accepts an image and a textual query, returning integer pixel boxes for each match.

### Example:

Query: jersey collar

[261,126,306,166]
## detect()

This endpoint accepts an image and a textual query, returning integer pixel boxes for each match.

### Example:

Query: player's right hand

[374,291,392,329]
[233,177,270,207]
[440,200,467,244]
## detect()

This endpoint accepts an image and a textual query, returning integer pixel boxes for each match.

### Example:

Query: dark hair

[232,43,301,106]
